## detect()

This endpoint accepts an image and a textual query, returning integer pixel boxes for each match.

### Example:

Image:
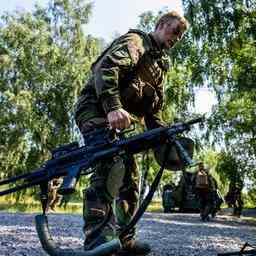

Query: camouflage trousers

[79,119,140,243]
[197,189,215,219]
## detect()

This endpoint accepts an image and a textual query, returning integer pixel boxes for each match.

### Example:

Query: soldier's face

[158,19,185,49]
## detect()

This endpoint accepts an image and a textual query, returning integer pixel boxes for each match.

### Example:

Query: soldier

[225,183,244,217]
[46,178,63,212]
[162,183,175,213]
[74,11,189,255]
[195,162,216,221]
[179,171,199,212]
[209,174,223,218]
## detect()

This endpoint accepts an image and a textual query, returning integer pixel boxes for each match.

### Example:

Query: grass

[241,216,256,225]
[1,197,255,225]
[146,200,163,213]
[0,202,82,214]
[0,195,81,214]
[0,196,163,214]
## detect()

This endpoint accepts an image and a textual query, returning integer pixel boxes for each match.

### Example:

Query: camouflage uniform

[74,29,169,250]
[208,175,221,218]
[46,178,63,212]
[225,184,244,217]
[196,171,217,221]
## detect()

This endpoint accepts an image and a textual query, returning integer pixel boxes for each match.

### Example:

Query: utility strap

[119,146,169,239]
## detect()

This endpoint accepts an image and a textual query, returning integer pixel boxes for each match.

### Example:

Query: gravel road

[0,211,255,256]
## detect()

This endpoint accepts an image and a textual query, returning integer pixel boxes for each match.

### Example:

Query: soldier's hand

[107,108,133,130]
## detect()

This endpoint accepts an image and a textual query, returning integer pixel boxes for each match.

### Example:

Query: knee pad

[83,187,108,222]
[106,156,126,199]
[115,199,132,227]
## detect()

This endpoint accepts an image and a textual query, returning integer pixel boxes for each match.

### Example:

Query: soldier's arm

[93,33,146,114]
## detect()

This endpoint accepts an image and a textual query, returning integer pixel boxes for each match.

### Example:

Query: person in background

[225,182,244,217]
[46,178,63,212]
[195,162,217,221]
[210,179,223,218]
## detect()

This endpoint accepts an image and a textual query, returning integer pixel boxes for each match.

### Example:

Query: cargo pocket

[106,156,126,199]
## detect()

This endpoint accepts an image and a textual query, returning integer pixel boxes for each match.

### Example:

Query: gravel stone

[0,211,255,256]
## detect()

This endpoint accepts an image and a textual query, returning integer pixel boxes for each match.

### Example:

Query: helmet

[154,137,194,171]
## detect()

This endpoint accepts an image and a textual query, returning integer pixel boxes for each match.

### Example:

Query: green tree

[0,0,102,197]
[215,151,245,194]
[181,0,256,191]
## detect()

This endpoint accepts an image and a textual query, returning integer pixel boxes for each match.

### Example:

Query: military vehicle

[162,172,201,213]
[162,172,224,214]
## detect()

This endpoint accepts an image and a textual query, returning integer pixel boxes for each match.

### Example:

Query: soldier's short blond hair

[155,11,189,31]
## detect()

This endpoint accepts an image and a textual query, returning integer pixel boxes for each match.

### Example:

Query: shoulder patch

[127,40,140,64]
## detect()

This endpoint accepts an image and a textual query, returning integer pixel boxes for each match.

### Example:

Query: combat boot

[114,195,151,255]
[115,228,151,256]
[116,239,151,255]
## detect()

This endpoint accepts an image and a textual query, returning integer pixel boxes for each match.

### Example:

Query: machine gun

[0,117,202,256]
[0,117,202,198]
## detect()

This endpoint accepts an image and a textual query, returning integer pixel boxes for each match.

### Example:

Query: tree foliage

[215,151,244,189]
[181,0,256,189]
[0,0,102,187]
[1,0,255,203]
[138,1,256,192]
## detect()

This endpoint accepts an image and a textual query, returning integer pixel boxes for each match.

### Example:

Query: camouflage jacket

[75,29,170,130]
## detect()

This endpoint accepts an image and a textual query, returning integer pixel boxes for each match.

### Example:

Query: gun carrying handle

[58,166,80,195]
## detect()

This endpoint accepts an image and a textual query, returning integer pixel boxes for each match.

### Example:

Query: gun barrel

[0,175,46,196]
[0,167,66,196]
[0,166,45,186]
[186,117,204,126]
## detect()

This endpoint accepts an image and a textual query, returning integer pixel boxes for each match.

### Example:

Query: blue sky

[0,0,183,41]
[0,0,216,114]
[85,0,183,40]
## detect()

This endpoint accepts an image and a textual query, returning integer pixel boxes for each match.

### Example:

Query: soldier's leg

[203,192,213,221]
[200,192,210,221]
[83,156,126,250]
[115,155,139,228]
[46,182,55,213]
[207,191,216,219]
[236,195,243,217]
[50,193,62,211]
[115,155,151,255]
[78,120,126,249]
[233,201,242,217]
[197,190,206,220]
